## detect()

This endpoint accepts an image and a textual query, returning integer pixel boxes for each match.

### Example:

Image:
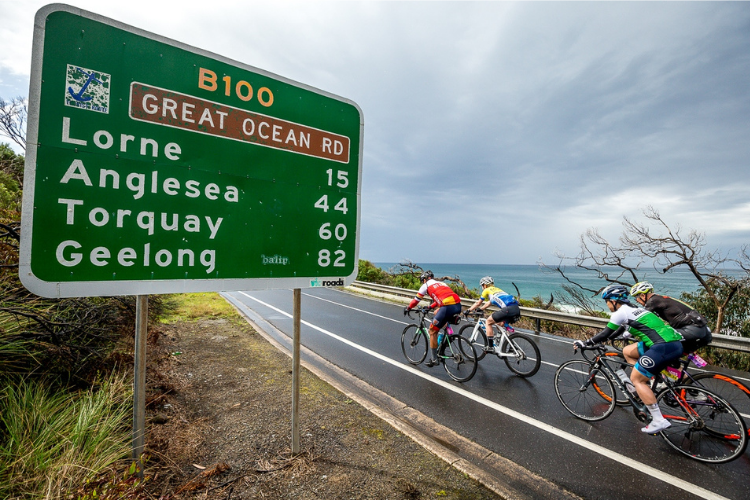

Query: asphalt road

[224,287,750,500]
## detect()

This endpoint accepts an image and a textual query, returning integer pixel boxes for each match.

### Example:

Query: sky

[1,1,749,266]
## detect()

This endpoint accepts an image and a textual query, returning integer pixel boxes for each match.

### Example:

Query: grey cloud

[2,1,749,264]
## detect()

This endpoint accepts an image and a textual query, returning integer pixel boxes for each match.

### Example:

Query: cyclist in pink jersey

[404,270,462,367]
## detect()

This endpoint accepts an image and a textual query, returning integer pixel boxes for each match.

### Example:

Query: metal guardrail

[349,280,750,354]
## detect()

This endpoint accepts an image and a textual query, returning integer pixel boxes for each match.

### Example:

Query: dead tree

[543,206,746,334]
[0,97,27,152]
[543,227,645,297]
[621,207,743,333]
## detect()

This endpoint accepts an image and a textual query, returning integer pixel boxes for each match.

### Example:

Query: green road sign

[21,4,363,298]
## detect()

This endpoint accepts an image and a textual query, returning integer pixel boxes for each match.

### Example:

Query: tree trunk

[715,307,725,335]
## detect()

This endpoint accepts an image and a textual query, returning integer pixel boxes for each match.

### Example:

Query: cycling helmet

[479,276,494,286]
[419,270,434,281]
[601,284,630,303]
[630,281,654,297]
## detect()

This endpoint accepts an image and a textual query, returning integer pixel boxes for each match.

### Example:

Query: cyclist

[404,270,462,367]
[630,281,712,353]
[464,276,520,353]
[574,284,683,434]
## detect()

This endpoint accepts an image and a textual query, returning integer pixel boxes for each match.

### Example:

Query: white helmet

[630,282,654,297]
[479,276,494,286]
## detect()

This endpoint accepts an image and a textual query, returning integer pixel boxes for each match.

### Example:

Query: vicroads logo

[65,64,110,113]
[310,278,345,287]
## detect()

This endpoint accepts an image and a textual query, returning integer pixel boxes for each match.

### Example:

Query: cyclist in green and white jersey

[575,284,683,434]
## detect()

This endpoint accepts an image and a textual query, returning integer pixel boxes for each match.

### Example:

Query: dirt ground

[142,310,501,499]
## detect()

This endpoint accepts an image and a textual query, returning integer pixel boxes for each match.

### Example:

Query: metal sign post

[133,295,148,470]
[22,4,362,461]
[292,289,301,454]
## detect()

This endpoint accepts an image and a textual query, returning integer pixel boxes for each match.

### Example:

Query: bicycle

[659,354,750,436]
[401,307,478,382]
[602,343,750,425]
[554,343,748,464]
[459,311,541,377]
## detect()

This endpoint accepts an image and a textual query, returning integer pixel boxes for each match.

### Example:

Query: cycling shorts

[635,341,684,379]
[431,303,463,330]
[678,324,712,353]
[491,304,521,324]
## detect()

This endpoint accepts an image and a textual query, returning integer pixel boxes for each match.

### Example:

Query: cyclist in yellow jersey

[465,276,520,353]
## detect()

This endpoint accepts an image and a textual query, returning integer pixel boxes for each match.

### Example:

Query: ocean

[372,262,741,305]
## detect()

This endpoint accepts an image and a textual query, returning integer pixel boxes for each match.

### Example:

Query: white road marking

[303,292,407,324]
[236,291,734,500]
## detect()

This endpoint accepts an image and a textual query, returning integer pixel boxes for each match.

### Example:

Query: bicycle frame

[406,307,454,338]
[465,317,521,359]
[580,346,720,428]
[401,307,477,382]
[581,348,650,418]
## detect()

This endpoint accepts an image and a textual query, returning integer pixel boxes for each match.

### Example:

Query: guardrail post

[535,318,541,335]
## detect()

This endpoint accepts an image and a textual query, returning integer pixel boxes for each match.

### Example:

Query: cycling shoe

[641,419,671,434]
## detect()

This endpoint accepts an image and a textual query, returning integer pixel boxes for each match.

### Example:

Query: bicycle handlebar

[463,310,485,318]
[575,343,608,362]
[405,306,432,320]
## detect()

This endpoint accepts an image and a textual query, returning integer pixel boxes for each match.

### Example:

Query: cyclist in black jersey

[630,282,712,353]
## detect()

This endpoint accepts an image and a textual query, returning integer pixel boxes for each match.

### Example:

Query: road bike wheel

[459,323,488,361]
[656,385,748,464]
[554,360,617,421]
[441,335,478,383]
[502,333,541,377]
[686,372,750,434]
[401,324,428,365]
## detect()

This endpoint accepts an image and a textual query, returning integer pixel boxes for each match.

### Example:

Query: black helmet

[419,270,434,281]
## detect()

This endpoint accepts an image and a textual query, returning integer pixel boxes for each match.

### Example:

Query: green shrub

[681,281,750,338]
[0,171,19,211]
[390,272,422,291]
[356,260,472,295]
[0,373,133,499]
[357,259,390,283]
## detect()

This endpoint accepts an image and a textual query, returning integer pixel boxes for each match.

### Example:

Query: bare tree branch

[541,206,747,333]
[0,97,27,152]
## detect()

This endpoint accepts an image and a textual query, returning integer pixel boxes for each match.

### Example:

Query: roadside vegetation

[0,373,135,499]
[544,206,750,337]
[0,141,153,498]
